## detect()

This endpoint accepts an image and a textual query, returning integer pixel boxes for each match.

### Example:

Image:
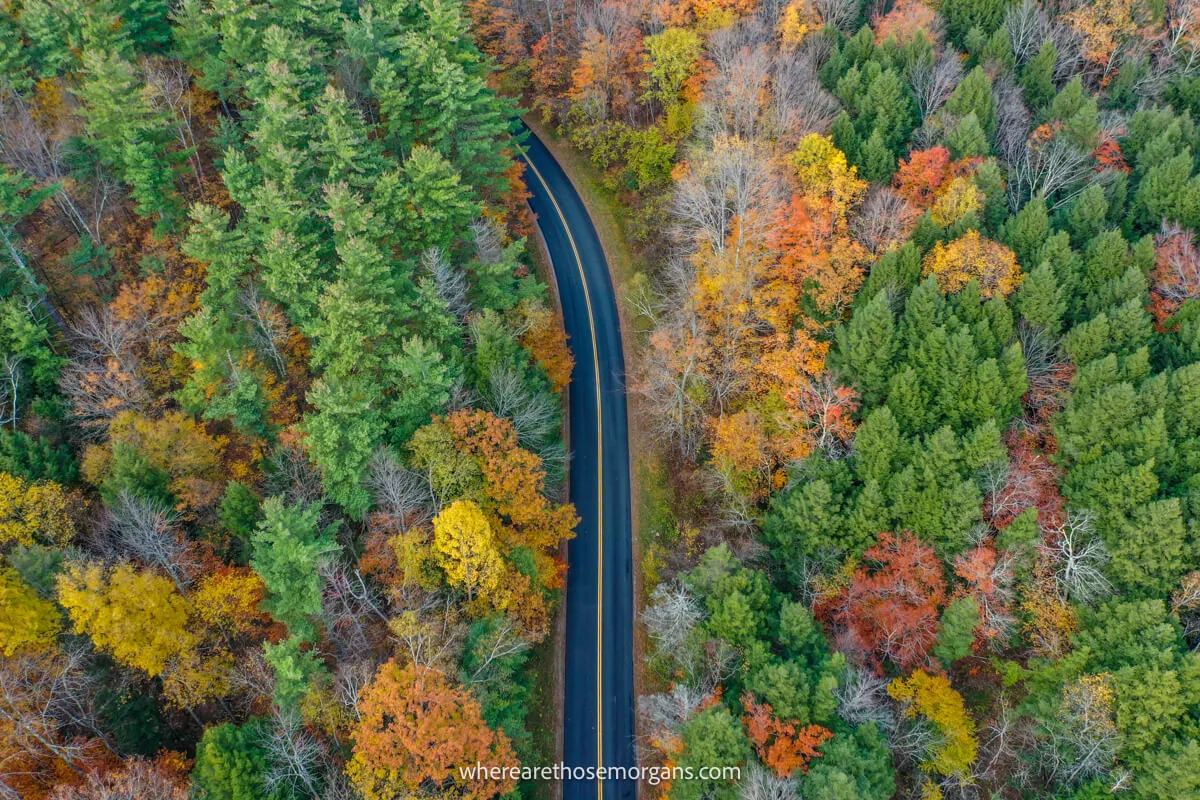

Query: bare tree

[1006,0,1052,66]
[814,0,860,32]
[0,646,108,797]
[993,75,1033,166]
[321,559,390,658]
[47,758,188,800]
[265,710,326,799]
[835,666,895,730]
[143,57,204,185]
[1040,675,1121,788]
[638,281,707,458]
[482,365,560,451]
[471,217,504,266]
[334,658,376,725]
[423,247,471,322]
[1006,135,1092,212]
[702,32,773,141]
[0,354,22,429]
[0,90,102,242]
[367,447,433,531]
[638,682,711,748]
[974,701,1035,789]
[59,306,151,437]
[1049,22,1086,84]
[770,47,841,142]
[389,593,467,671]
[909,50,963,122]
[739,764,798,800]
[853,186,917,254]
[1046,511,1112,604]
[237,282,290,377]
[101,490,198,593]
[265,442,326,509]
[643,582,702,657]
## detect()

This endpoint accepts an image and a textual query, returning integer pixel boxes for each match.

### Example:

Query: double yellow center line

[521,149,606,799]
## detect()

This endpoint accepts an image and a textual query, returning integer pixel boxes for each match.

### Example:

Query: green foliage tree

[250,497,335,639]
[191,719,275,800]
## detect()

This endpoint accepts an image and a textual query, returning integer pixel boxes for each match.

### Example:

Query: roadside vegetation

[471,0,1200,796]
[0,1,574,797]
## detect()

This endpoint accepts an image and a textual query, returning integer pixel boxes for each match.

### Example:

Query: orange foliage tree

[893,146,954,208]
[773,134,871,318]
[873,0,942,45]
[348,661,517,800]
[742,693,833,777]
[444,409,577,589]
[519,301,574,393]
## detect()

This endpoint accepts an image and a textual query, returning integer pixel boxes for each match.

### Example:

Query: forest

[4,0,1200,799]
[0,0,578,798]
[467,0,1200,797]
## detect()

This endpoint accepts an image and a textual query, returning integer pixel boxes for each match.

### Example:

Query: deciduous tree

[348,661,517,800]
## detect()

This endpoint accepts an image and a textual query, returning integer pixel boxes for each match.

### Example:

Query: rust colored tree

[742,693,833,777]
[834,532,946,670]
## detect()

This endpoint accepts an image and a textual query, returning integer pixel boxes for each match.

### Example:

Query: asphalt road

[521,127,636,800]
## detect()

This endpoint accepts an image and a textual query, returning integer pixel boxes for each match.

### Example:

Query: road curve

[520,127,636,800]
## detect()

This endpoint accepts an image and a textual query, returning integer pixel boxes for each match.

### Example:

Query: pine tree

[250,497,335,638]
[946,66,995,136]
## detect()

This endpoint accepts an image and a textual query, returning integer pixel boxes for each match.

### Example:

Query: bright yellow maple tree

[432,500,506,603]
[57,561,197,677]
[888,669,978,779]
[0,567,61,656]
[0,472,74,547]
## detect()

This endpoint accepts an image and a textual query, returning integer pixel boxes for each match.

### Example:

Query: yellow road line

[521,151,606,799]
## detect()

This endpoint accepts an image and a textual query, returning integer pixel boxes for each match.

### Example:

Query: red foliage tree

[892,146,953,208]
[742,694,833,777]
[834,532,946,670]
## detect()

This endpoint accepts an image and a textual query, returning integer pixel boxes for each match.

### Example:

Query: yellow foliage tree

[888,670,978,779]
[789,134,868,223]
[0,567,61,656]
[930,177,982,227]
[82,411,228,513]
[432,500,506,602]
[0,472,74,547]
[778,0,822,48]
[192,567,270,637]
[57,562,197,677]
[922,231,1023,297]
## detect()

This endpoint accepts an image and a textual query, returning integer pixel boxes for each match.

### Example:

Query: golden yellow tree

[888,670,978,779]
[432,500,506,603]
[0,567,61,656]
[923,231,1023,297]
[0,472,74,547]
[57,562,197,677]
